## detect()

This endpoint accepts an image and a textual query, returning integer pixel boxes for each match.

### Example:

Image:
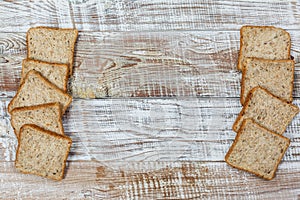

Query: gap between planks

[1,98,300,163]
[1,31,300,98]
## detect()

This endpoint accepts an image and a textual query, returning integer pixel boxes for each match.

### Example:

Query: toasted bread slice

[10,103,64,139]
[27,27,78,75]
[226,119,290,180]
[233,87,299,134]
[241,58,294,105]
[237,26,291,71]
[22,59,69,91]
[15,124,72,180]
[8,70,72,114]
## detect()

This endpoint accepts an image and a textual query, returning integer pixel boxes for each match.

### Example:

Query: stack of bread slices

[225,26,299,180]
[8,27,78,181]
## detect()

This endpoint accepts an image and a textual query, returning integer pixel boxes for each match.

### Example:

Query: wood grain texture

[0,0,300,32]
[1,30,300,98]
[1,98,300,163]
[0,161,300,199]
[1,0,300,199]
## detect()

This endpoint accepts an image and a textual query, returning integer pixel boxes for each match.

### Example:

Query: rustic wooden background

[1,0,300,199]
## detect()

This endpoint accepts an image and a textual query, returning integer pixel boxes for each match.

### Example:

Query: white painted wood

[1,98,300,163]
[0,161,299,199]
[1,0,300,199]
[1,31,300,98]
[0,0,300,32]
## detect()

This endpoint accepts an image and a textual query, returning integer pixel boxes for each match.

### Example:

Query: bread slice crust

[232,86,299,134]
[237,25,291,71]
[22,59,69,91]
[15,124,72,181]
[26,26,78,76]
[10,102,64,138]
[8,70,72,114]
[226,119,290,180]
[240,57,294,105]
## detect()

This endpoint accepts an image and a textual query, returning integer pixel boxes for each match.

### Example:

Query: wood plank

[1,0,300,32]
[1,98,300,163]
[1,1,300,199]
[1,30,300,98]
[0,161,299,199]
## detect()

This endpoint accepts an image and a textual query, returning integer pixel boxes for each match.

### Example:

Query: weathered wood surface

[2,31,300,98]
[1,0,300,199]
[2,98,300,163]
[1,161,300,199]
[0,0,300,32]
[1,98,300,199]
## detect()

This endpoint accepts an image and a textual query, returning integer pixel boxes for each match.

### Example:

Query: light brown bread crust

[240,58,294,105]
[26,26,78,76]
[237,25,291,71]
[10,102,64,138]
[232,86,299,134]
[22,59,69,91]
[8,70,72,114]
[15,124,72,181]
[225,119,290,180]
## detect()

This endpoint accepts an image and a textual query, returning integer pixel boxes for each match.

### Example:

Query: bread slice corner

[8,70,72,114]
[233,86,299,134]
[10,102,64,139]
[22,59,69,91]
[15,124,72,181]
[237,25,291,71]
[27,26,78,76]
[226,119,290,180]
[240,57,294,105]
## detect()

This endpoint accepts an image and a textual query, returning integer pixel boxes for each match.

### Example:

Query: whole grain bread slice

[10,102,64,139]
[22,59,69,91]
[241,58,294,105]
[232,86,299,134]
[27,27,78,75]
[226,119,290,180]
[15,124,72,181]
[237,26,291,71]
[8,70,72,114]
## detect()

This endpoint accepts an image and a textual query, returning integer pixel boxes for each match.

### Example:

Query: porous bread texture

[27,27,78,76]
[15,124,72,180]
[22,59,69,91]
[233,86,299,134]
[241,58,294,105]
[8,70,72,114]
[226,119,290,180]
[237,26,291,71]
[10,103,64,139]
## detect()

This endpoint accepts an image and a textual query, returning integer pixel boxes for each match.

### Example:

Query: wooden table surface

[1,0,300,199]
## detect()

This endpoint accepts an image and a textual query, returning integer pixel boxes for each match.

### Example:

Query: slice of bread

[27,27,78,76]
[8,70,72,114]
[15,124,72,181]
[237,26,291,71]
[10,103,64,139]
[22,59,69,91]
[241,58,294,105]
[233,86,299,134]
[226,119,290,180]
